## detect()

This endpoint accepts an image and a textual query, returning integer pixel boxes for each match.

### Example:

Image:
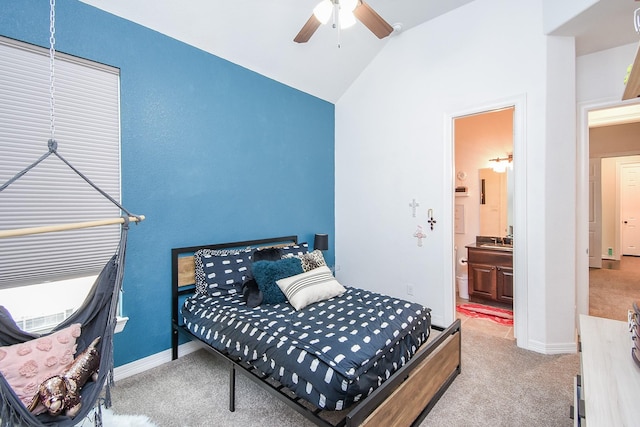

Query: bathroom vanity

[466,239,513,307]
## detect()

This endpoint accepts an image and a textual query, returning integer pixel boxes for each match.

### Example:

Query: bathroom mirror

[479,168,513,236]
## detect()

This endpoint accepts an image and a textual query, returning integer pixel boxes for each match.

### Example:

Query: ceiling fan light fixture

[295,0,392,43]
[341,0,359,12]
[339,9,357,29]
[313,0,333,25]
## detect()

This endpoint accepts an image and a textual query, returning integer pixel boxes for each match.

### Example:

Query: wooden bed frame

[171,236,461,427]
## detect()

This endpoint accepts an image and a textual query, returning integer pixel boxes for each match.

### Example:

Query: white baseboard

[528,339,577,355]
[113,341,204,382]
[430,314,445,329]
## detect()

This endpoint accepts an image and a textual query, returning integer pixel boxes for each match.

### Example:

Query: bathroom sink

[479,244,513,251]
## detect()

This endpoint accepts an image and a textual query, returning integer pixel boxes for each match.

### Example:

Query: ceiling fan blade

[294,14,322,43]
[354,1,393,39]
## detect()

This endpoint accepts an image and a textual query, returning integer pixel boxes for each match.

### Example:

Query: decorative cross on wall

[409,199,420,218]
[413,225,427,247]
[427,209,437,230]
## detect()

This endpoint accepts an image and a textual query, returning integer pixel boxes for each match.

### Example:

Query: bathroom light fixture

[489,154,513,173]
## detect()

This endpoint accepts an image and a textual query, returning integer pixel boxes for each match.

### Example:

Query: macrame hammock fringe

[0,140,143,426]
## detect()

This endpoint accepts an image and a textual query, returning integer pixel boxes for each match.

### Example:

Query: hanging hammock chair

[0,139,144,427]
[1,2,143,424]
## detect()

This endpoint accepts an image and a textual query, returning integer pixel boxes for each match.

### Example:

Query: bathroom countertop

[465,242,513,252]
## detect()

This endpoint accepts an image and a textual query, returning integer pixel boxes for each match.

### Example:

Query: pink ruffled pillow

[0,324,81,409]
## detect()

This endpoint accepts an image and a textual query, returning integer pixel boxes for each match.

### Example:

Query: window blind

[0,36,122,290]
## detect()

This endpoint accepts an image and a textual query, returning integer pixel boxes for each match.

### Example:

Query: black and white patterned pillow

[298,249,327,272]
[194,247,252,296]
[279,242,308,258]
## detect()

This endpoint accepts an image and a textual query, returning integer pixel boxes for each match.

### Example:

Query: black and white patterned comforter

[181,287,431,411]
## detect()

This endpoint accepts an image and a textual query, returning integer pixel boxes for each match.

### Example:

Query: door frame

[446,94,528,348]
[588,158,602,268]
[577,98,640,319]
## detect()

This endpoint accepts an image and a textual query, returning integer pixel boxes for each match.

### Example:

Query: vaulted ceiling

[79,0,640,103]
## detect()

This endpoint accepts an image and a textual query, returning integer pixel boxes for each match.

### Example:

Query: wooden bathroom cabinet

[466,246,513,306]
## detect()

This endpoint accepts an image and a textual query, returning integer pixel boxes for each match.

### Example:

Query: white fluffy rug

[75,407,158,427]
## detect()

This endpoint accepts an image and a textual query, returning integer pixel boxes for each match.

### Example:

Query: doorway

[590,156,640,321]
[621,162,640,256]
[578,100,640,321]
[447,94,528,348]
[454,108,514,338]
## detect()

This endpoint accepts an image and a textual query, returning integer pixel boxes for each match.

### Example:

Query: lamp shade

[341,0,359,11]
[313,0,333,24]
[314,234,329,251]
[339,9,357,29]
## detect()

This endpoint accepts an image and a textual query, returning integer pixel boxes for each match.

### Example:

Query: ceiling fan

[294,0,393,43]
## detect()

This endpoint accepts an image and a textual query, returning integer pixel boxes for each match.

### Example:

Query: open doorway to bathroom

[453,107,515,340]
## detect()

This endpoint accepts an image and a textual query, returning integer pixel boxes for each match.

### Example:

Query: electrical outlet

[407,283,414,296]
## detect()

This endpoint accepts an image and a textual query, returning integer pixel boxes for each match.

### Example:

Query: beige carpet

[590,255,640,321]
[75,408,158,427]
[421,328,577,427]
[108,326,578,427]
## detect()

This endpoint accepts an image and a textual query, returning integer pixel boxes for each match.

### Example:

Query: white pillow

[276,266,346,310]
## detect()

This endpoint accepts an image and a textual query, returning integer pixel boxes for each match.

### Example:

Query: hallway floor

[589,255,640,321]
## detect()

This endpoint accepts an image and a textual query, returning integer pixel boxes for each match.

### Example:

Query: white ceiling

[78,0,640,103]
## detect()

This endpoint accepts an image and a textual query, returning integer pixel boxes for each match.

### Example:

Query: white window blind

[0,36,122,290]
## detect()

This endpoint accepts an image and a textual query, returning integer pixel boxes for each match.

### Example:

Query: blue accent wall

[0,0,335,366]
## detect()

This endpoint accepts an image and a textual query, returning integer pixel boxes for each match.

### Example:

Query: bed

[171,236,461,427]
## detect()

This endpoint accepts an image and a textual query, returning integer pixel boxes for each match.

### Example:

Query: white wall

[577,43,638,103]
[543,35,577,352]
[335,0,577,352]
[542,0,598,34]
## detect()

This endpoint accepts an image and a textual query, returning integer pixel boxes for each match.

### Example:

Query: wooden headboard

[171,235,298,359]
[171,235,298,289]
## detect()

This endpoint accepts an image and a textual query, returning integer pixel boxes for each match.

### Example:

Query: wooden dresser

[573,314,640,426]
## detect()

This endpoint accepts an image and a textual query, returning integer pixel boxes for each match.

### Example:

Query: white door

[589,158,602,268]
[621,163,640,256]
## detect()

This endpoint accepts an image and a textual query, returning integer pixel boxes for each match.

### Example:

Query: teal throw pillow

[252,258,303,304]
